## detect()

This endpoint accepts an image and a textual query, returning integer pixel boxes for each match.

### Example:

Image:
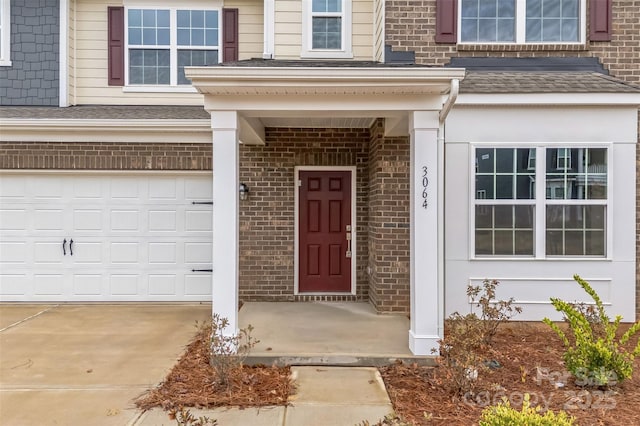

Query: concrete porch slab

[240,302,435,366]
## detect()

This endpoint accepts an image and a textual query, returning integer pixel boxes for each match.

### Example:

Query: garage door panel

[149,242,177,264]
[110,242,139,264]
[32,178,64,200]
[185,242,212,264]
[185,177,212,200]
[149,179,177,200]
[34,209,65,231]
[73,241,103,264]
[73,209,103,231]
[185,210,212,232]
[0,274,29,296]
[185,274,211,296]
[148,274,177,296]
[110,210,140,231]
[73,274,103,296]
[110,177,140,200]
[0,173,212,301]
[34,242,64,264]
[1,208,27,231]
[0,176,26,199]
[33,274,65,296]
[0,242,27,263]
[148,210,177,232]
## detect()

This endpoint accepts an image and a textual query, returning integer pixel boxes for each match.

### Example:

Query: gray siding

[0,0,59,106]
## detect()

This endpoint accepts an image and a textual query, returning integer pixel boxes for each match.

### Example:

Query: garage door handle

[69,239,74,256]
[62,238,67,256]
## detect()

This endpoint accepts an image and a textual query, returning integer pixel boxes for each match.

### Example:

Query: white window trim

[0,0,11,66]
[124,5,221,88]
[469,143,612,261]
[458,0,587,45]
[301,0,353,59]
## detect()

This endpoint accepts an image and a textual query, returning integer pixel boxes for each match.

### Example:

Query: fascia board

[456,93,640,106]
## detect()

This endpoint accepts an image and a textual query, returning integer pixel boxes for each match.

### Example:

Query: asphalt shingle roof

[461,71,640,94]
[0,105,210,120]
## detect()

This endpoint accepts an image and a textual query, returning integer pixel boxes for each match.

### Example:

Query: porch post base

[408,330,440,356]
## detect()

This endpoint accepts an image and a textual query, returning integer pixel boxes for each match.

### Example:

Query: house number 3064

[421,166,429,209]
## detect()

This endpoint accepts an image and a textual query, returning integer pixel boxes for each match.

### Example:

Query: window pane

[128,9,142,27]
[495,175,513,199]
[495,148,513,173]
[129,49,170,85]
[526,0,579,42]
[462,0,479,17]
[547,148,607,200]
[546,205,606,256]
[476,175,494,199]
[475,205,534,256]
[177,10,190,27]
[498,0,514,17]
[129,28,142,45]
[461,18,479,41]
[312,17,342,49]
[177,49,219,84]
[478,19,497,41]
[313,0,341,13]
[479,0,497,17]
[475,230,493,255]
[178,10,219,47]
[497,18,515,41]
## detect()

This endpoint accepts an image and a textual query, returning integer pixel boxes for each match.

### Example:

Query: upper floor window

[126,7,220,86]
[0,0,10,66]
[460,0,584,44]
[302,0,352,58]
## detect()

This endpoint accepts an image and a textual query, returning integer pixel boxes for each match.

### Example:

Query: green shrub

[543,274,640,387]
[479,393,575,426]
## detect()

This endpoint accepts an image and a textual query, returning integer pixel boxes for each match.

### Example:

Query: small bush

[543,274,640,387]
[435,279,522,395]
[168,408,217,426]
[208,313,259,388]
[479,393,575,426]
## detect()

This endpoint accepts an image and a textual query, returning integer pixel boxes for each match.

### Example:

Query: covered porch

[186,61,465,356]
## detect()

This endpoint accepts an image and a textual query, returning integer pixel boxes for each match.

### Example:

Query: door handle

[62,238,67,256]
[69,239,74,256]
[346,226,352,258]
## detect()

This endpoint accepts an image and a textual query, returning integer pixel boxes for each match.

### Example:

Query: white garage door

[0,173,213,301]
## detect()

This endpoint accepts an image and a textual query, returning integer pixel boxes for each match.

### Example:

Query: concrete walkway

[133,366,394,426]
[0,303,400,425]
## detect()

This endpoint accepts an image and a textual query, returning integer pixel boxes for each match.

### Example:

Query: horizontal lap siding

[0,142,212,170]
[224,0,264,60]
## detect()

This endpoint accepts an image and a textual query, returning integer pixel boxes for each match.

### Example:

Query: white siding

[226,0,264,60]
[443,105,638,322]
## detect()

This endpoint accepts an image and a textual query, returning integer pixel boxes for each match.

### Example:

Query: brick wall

[238,128,371,303]
[0,0,60,106]
[385,0,640,86]
[0,142,212,170]
[368,119,410,313]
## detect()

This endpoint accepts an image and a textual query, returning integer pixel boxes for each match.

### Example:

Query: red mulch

[135,325,293,411]
[135,321,640,426]
[380,322,640,425]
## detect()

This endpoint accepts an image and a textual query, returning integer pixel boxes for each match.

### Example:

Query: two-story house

[1,0,638,355]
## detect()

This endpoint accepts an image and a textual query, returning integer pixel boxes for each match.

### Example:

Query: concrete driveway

[0,303,211,426]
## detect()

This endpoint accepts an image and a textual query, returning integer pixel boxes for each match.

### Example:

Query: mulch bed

[380,322,640,425]
[135,321,640,426]
[135,325,293,411]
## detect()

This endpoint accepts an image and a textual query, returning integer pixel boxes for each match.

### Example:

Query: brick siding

[0,142,212,170]
[386,0,640,319]
[368,119,411,313]
[238,128,371,303]
[385,0,640,86]
[0,0,60,106]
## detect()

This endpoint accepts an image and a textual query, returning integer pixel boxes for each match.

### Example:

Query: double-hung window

[302,0,352,58]
[474,146,608,258]
[126,7,220,86]
[460,0,584,44]
[0,0,10,66]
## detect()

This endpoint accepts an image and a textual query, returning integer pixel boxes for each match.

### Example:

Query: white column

[211,111,240,336]
[409,110,442,355]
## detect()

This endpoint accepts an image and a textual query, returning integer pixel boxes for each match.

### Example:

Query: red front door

[299,170,352,293]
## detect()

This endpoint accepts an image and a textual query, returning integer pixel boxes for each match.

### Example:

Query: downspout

[436,78,460,338]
